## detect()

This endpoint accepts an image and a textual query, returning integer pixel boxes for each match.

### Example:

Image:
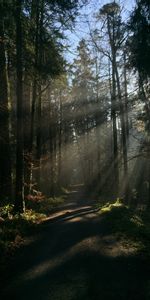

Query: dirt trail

[0,185,148,300]
[42,185,98,224]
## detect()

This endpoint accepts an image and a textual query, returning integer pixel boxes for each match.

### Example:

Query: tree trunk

[0,9,12,201]
[114,56,129,200]
[24,80,32,197]
[139,74,150,120]
[58,91,63,188]
[15,0,24,212]
[49,99,55,197]
[115,62,128,174]
[35,84,42,189]
[111,57,119,187]
[36,0,44,159]
[35,0,44,190]
[95,55,101,188]
[30,0,40,151]
[28,0,40,195]
[107,15,119,189]
[123,51,129,137]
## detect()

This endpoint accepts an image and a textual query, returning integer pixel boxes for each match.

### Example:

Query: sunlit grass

[100,198,124,213]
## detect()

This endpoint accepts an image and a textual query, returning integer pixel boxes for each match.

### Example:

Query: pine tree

[0,0,12,201]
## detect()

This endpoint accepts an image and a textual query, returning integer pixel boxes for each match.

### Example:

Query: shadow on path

[1,186,149,300]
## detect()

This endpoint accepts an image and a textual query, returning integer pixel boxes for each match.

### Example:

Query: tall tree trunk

[111,57,119,187]
[14,0,24,212]
[30,0,40,151]
[30,81,37,152]
[35,84,42,189]
[139,73,150,120]
[58,91,63,188]
[123,51,129,137]
[95,55,101,188]
[36,0,44,160]
[36,85,42,160]
[115,57,129,200]
[107,15,119,189]
[115,62,128,174]
[0,7,12,201]
[24,80,32,197]
[49,99,54,196]
[28,0,40,195]
[107,12,127,184]
[35,0,44,190]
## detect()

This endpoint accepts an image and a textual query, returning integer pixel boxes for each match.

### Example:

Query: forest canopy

[0,0,149,214]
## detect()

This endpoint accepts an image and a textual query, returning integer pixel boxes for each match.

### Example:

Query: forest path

[42,184,98,224]
[1,185,148,300]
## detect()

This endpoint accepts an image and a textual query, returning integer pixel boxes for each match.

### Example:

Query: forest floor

[0,185,150,300]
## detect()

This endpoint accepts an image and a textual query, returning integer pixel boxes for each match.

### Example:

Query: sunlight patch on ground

[43,205,93,223]
[6,232,141,295]
[66,211,99,223]
[22,235,138,281]
[75,235,139,258]
[67,216,83,223]
[98,236,139,257]
[100,199,125,213]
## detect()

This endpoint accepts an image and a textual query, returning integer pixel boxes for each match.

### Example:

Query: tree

[128,0,150,130]
[0,0,12,201]
[72,39,95,185]
[14,0,24,212]
[128,0,150,80]
[99,2,119,186]
[13,0,87,206]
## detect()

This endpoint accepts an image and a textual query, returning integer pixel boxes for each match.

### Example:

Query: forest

[0,0,150,299]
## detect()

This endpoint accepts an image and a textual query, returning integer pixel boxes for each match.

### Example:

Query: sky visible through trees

[66,0,136,61]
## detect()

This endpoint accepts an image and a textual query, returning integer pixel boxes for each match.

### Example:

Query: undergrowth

[98,199,150,256]
[0,195,66,260]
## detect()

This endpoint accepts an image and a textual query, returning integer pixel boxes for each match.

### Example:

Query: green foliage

[98,200,150,255]
[0,195,65,259]
[47,0,87,22]
[128,0,150,79]
[100,2,120,16]
[0,204,14,218]
[0,213,37,259]
[99,1,125,50]
[100,198,124,212]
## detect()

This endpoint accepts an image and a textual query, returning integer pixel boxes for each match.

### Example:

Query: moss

[98,200,150,256]
[100,198,124,213]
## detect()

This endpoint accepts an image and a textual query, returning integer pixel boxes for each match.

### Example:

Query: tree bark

[30,0,40,152]
[123,51,129,137]
[14,0,24,212]
[107,15,119,188]
[0,6,12,201]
